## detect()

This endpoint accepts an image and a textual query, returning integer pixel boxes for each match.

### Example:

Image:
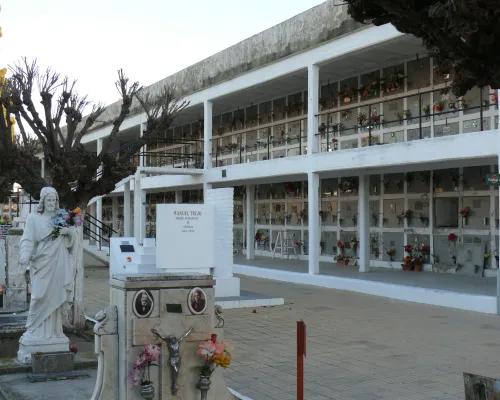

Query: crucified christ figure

[152,327,193,395]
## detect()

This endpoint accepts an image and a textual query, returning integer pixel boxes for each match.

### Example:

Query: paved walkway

[84,267,500,400]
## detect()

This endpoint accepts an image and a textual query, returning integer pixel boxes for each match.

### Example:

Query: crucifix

[152,327,193,395]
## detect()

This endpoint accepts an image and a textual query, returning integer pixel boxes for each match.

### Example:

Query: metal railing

[212,133,307,167]
[83,212,117,254]
[315,87,498,151]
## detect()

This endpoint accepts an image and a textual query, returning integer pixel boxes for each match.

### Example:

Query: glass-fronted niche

[138,56,498,169]
[229,165,498,268]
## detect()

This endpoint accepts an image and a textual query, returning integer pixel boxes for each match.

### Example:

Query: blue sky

[2,0,325,105]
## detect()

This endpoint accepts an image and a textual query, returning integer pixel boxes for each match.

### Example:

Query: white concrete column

[203,182,213,195]
[246,185,255,260]
[133,172,142,243]
[112,196,119,235]
[89,202,97,244]
[124,182,132,237]
[497,93,500,314]
[8,197,12,222]
[358,174,370,272]
[97,138,103,175]
[175,191,182,204]
[96,138,104,242]
[96,198,103,238]
[140,189,147,244]
[204,187,240,297]
[138,122,145,167]
[204,100,213,170]
[307,64,320,155]
[308,172,320,274]
[40,158,45,179]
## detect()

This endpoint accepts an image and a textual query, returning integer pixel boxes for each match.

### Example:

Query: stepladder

[272,230,297,259]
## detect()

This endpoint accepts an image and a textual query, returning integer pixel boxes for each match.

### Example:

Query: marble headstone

[455,243,485,277]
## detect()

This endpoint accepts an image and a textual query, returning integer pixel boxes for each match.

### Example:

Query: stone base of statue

[17,335,70,364]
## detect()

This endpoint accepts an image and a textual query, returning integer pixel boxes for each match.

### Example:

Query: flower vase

[197,374,211,400]
[140,383,155,399]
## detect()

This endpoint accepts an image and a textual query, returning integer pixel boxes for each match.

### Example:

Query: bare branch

[73,102,106,146]
[136,83,190,140]
[97,69,141,162]
[64,91,90,150]
[14,113,29,146]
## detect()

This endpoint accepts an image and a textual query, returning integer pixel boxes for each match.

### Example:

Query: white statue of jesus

[17,187,76,363]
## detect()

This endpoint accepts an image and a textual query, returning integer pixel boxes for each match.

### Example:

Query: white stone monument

[17,187,76,363]
[156,204,215,274]
[4,229,27,311]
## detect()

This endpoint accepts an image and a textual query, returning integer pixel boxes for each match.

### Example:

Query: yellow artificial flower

[73,207,82,214]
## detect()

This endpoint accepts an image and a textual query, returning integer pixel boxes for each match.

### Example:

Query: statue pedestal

[91,273,234,400]
[17,335,69,364]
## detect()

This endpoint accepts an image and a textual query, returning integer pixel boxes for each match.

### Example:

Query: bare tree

[343,0,500,95]
[0,59,189,328]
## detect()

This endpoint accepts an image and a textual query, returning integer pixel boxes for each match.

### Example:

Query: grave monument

[92,203,235,399]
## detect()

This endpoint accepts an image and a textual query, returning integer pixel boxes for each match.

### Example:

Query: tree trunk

[62,222,86,330]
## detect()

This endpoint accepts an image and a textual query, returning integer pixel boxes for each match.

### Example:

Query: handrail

[84,212,116,253]
[314,89,496,149]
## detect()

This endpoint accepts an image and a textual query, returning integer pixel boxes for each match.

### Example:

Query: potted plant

[413,257,423,272]
[402,243,426,272]
[402,256,413,271]
[335,254,350,265]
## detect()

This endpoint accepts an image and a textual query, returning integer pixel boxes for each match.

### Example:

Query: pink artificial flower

[197,340,216,357]
[135,353,147,367]
[214,343,224,356]
[128,367,142,388]
[145,344,160,361]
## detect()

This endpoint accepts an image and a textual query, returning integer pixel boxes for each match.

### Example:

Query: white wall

[205,188,240,297]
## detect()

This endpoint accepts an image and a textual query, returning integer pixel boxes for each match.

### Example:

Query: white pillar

[203,182,212,195]
[246,185,255,260]
[96,198,103,239]
[307,64,320,155]
[96,138,103,242]
[308,172,320,274]
[139,122,145,167]
[8,197,12,222]
[204,100,213,170]
[124,182,132,237]
[40,158,45,178]
[133,172,142,243]
[89,202,97,244]
[497,90,500,314]
[140,189,146,244]
[358,174,370,272]
[112,196,119,235]
[175,191,182,204]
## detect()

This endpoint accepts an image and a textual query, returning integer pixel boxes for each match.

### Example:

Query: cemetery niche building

[32,1,500,314]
